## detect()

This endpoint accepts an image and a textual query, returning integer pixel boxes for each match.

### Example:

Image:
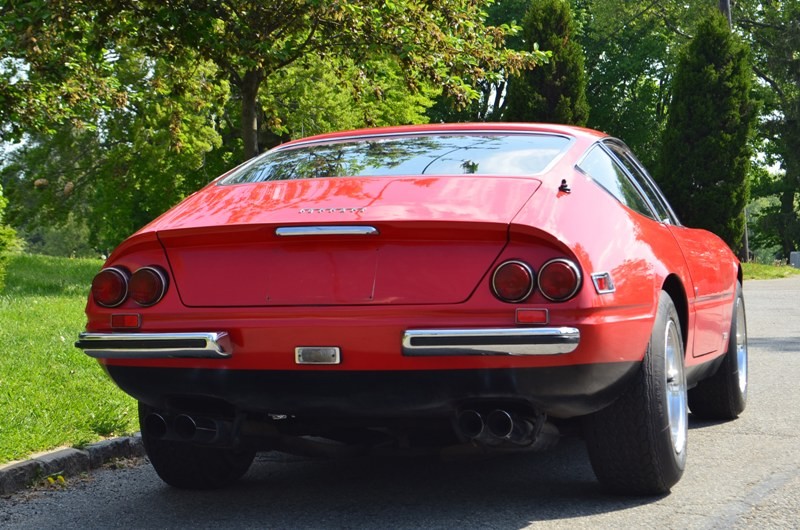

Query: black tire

[138,403,255,490]
[688,281,748,420]
[583,291,688,495]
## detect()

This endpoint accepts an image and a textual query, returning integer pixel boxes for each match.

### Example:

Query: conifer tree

[656,13,756,254]
[504,0,589,125]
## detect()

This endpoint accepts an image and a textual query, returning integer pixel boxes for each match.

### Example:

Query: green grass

[742,261,800,280]
[0,254,138,464]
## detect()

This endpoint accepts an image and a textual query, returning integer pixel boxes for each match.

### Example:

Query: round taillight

[91,267,129,308]
[492,260,534,303]
[538,259,581,301]
[129,266,168,307]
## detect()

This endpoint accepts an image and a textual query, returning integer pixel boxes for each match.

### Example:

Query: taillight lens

[492,260,534,302]
[129,266,168,307]
[538,259,581,301]
[91,267,129,308]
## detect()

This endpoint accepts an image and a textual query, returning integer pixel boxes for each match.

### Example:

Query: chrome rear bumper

[402,327,580,356]
[75,332,231,359]
[77,327,579,360]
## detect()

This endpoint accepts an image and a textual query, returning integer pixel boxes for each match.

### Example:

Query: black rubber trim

[408,335,574,347]
[77,338,208,350]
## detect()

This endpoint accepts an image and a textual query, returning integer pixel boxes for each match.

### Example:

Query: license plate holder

[295,347,341,365]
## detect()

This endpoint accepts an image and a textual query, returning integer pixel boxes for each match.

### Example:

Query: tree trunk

[779,189,797,258]
[718,0,732,27]
[240,69,264,161]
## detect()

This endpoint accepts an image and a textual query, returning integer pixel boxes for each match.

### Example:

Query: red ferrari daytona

[76,123,747,495]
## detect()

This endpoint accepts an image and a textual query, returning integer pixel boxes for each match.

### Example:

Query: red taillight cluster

[91,266,169,308]
[491,258,582,303]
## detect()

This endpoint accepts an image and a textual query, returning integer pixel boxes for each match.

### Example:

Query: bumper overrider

[75,326,638,418]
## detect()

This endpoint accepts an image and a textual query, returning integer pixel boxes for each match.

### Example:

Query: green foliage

[426,0,532,122]
[0,254,138,463]
[21,214,97,258]
[2,0,547,251]
[261,54,436,141]
[742,261,800,279]
[0,2,128,142]
[504,0,589,125]
[575,0,722,169]
[656,13,756,254]
[736,0,800,258]
[0,183,17,292]
[80,0,547,159]
[1,48,229,251]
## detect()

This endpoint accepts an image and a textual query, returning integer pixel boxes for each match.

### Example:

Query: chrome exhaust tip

[457,410,485,439]
[144,413,168,440]
[174,414,199,440]
[486,409,514,439]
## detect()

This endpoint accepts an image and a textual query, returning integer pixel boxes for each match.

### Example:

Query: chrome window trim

[75,332,231,359]
[601,138,681,225]
[575,142,658,220]
[218,131,576,185]
[402,327,579,356]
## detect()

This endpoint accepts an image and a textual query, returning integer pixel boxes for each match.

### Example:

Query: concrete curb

[0,434,144,496]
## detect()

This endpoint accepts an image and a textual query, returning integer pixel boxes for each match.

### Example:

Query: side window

[604,141,678,225]
[577,145,654,218]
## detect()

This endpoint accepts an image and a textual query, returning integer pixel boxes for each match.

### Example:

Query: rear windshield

[219,133,571,184]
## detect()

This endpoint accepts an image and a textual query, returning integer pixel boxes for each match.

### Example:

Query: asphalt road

[2,277,799,529]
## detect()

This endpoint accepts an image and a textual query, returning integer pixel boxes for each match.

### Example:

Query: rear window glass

[219,134,571,184]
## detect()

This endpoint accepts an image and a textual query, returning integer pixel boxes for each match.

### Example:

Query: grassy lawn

[0,254,138,465]
[742,261,800,280]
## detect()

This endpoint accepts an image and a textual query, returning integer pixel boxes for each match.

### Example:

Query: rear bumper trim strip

[402,327,579,356]
[75,332,231,359]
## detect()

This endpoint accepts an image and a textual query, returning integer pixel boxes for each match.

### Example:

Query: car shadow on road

[747,336,800,353]
[136,437,666,528]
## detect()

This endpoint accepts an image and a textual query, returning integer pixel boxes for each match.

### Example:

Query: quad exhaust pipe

[456,408,554,448]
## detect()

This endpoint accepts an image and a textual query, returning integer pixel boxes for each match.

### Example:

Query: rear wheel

[688,281,748,419]
[138,403,255,489]
[584,291,688,495]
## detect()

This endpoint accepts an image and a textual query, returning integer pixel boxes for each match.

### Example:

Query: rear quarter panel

[510,158,703,366]
[668,225,739,358]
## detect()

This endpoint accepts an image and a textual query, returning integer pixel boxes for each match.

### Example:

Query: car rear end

[76,126,645,453]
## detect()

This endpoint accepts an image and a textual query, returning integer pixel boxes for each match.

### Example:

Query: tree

[737,0,800,258]
[426,0,532,123]
[0,1,129,142]
[573,0,715,169]
[504,0,589,125]
[52,0,544,161]
[1,47,229,251]
[2,0,547,250]
[656,13,756,254]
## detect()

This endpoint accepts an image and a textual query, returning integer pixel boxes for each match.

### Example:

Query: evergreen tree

[504,0,589,125]
[656,13,756,254]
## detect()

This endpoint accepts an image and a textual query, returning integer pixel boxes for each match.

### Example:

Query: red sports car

[76,123,747,495]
